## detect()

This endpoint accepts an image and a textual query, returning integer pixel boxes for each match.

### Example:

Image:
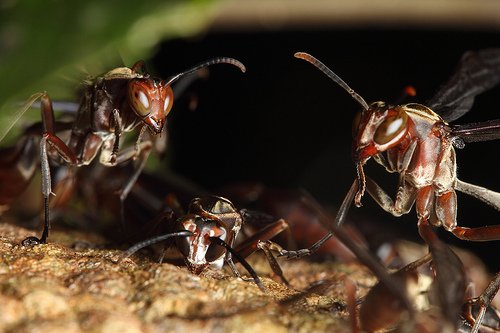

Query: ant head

[127,57,244,135]
[176,215,227,274]
[352,102,409,164]
[294,52,411,206]
[127,78,173,134]
[177,196,242,274]
[189,196,238,216]
[294,52,411,164]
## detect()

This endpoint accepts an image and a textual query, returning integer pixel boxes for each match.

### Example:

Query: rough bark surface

[0,223,375,333]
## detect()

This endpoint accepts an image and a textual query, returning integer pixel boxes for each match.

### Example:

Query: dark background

[151,28,500,272]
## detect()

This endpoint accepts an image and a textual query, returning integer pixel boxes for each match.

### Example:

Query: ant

[267,49,500,328]
[279,189,498,332]
[0,57,245,245]
[122,195,290,292]
[290,49,500,243]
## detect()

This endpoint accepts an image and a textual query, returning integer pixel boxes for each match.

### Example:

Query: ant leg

[276,176,415,260]
[118,143,152,227]
[276,179,357,259]
[435,181,500,240]
[109,109,122,165]
[456,179,500,210]
[452,225,500,241]
[365,176,417,217]
[225,257,253,282]
[22,94,78,246]
[415,186,438,244]
[227,219,289,285]
[463,272,500,333]
[222,219,289,286]
[116,141,152,201]
[234,219,289,257]
[211,237,266,292]
[235,218,289,285]
[257,241,290,286]
[427,182,500,240]
[451,179,500,241]
[344,277,359,333]
[99,138,152,228]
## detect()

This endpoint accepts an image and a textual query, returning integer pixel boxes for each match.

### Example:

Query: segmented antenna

[121,230,193,259]
[294,52,369,111]
[209,236,267,292]
[165,57,246,86]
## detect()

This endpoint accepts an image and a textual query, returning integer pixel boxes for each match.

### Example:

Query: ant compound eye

[137,91,150,109]
[128,80,151,117]
[374,108,408,145]
[163,86,174,116]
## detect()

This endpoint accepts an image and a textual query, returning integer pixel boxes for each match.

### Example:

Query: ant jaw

[185,259,209,275]
[353,145,377,163]
[144,116,164,134]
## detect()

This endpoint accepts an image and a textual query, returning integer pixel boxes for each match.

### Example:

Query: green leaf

[0,0,217,142]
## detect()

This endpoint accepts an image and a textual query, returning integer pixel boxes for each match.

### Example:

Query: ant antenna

[121,230,193,259]
[165,57,246,86]
[209,236,266,292]
[294,52,369,111]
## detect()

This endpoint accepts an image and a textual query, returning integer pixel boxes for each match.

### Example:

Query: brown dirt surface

[0,223,376,333]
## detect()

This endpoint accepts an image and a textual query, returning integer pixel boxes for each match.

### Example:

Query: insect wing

[450,119,500,144]
[0,92,44,143]
[428,48,500,123]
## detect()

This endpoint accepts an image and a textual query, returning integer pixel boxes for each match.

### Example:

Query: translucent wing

[427,49,500,123]
[0,92,44,143]
[450,119,500,144]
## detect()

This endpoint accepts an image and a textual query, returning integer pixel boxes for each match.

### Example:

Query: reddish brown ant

[355,223,499,333]
[0,58,245,245]
[122,195,290,292]
[291,49,500,243]
[289,189,498,332]
[268,49,500,328]
[461,272,500,332]
[221,182,367,262]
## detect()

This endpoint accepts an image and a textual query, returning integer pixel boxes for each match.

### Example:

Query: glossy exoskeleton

[221,182,367,262]
[297,190,497,332]
[274,49,500,328]
[0,57,245,245]
[460,272,500,333]
[123,195,290,292]
[358,227,499,333]
[294,49,500,243]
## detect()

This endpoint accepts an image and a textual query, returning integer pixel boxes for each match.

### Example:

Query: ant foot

[21,236,45,247]
[278,249,311,259]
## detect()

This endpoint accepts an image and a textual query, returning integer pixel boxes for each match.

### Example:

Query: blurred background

[1,0,499,271]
